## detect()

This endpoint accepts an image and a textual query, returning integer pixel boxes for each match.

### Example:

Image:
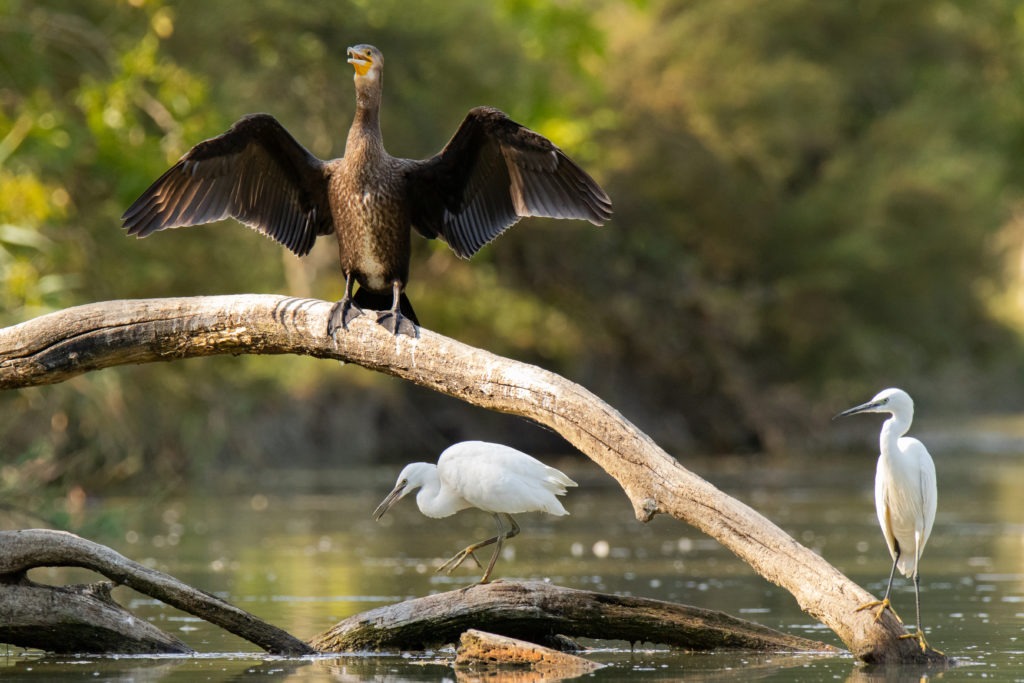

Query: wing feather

[406,106,611,259]
[122,113,334,257]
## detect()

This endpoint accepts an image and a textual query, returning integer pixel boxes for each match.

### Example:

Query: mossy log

[311,580,836,653]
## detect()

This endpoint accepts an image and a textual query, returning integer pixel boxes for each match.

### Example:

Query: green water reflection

[3,438,1024,680]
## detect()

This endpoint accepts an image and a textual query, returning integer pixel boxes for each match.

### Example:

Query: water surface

[3,430,1024,680]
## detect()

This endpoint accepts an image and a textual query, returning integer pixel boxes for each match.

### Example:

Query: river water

[2,421,1024,681]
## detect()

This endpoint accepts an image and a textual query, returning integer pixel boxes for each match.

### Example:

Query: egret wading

[122,44,612,337]
[372,441,577,584]
[836,387,938,652]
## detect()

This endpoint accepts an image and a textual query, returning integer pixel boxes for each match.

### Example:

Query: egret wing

[122,114,333,256]
[916,442,938,554]
[438,442,576,515]
[875,455,899,564]
[886,438,936,577]
[405,106,612,259]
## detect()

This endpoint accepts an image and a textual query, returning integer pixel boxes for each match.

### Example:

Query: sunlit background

[4,0,1024,679]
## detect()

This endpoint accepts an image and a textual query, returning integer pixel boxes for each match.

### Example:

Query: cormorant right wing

[122,113,333,257]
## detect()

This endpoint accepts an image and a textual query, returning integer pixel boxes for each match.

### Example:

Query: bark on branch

[0,295,948,664]
[310,580,837,653]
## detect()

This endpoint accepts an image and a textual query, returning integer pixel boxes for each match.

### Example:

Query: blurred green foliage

[3,0,1024,508]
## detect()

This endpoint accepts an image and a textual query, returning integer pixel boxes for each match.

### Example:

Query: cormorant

[122,44,612,336]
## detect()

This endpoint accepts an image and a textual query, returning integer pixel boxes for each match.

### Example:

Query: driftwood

[0,295,948,664]
[455,628,604,675]
[310,580,836,653]
[0,529,314,655]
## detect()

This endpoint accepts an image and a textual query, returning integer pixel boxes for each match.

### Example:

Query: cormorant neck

[347,75,384,156]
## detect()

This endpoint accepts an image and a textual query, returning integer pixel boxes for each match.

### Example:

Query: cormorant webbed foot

[327,297,363,335]
[376,280,417,337]
[377,310,417,337]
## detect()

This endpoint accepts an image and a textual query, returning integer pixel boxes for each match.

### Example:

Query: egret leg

[437,519,503,576]
[856,550,904,624]
[377,280,416,337]
[479,514,520,584]
[327,271,363,335]
[896,539,942,654]
[437,513,520,584]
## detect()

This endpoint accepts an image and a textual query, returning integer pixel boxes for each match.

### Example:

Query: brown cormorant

[122,44,613,336]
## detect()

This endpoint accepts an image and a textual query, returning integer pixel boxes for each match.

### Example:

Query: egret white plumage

[372,440,577,584]
[836,387,938,652]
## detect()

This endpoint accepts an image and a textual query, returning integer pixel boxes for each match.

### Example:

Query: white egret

[372,440,577,584]
[836,387,938,652]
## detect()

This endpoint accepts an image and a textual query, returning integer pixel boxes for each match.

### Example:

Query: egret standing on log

[372,441,576,584]
[836,387,938,652]
[122,44,612,336]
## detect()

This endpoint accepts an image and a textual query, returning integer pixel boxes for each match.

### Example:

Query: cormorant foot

[377,310,417,337]
[855,598,902,624]
[327,299,363,335]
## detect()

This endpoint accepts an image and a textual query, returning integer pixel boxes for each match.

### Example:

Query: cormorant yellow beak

[347,46,373,77]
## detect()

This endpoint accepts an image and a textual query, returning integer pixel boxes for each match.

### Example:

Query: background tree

[2,0,1024,508]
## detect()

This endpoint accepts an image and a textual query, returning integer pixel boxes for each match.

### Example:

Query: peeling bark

[455,628,604,675]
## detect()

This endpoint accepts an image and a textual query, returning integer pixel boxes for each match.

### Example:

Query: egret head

[836,387,914,420]
[372,462,432,521]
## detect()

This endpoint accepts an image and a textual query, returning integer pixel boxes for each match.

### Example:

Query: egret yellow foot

[856,598,903,623]
[437,547,485,575]
[899,630,943,655]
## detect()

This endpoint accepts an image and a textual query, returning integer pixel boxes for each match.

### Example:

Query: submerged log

[310,580,837,653]
[0,296,949,664]
[0,529,314,655]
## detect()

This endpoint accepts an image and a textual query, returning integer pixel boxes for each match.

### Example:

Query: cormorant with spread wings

[122,44,613,336]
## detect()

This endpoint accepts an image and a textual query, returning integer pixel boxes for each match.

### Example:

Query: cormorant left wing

[406,106,612,259]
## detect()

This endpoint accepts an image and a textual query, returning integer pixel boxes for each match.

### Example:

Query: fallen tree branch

[0,295,948,664]
[0,529,314,655]
[0,578,192,654]
[310,580,837,653]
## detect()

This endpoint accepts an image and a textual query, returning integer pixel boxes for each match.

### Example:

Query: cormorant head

[347,44,383,80]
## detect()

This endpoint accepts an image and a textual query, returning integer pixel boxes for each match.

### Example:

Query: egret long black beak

[834,398,887,420]
[372,480,407,521]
